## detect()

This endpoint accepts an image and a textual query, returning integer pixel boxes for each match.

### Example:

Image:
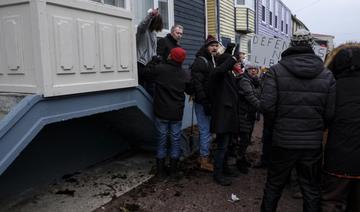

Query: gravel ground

[94,120,303,212]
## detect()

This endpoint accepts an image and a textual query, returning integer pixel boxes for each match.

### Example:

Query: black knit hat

[205,35,219,46]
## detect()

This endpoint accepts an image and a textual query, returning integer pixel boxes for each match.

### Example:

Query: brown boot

[198,157,214,172]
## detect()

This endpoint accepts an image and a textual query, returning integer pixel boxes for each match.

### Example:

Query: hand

[151,8,159,16]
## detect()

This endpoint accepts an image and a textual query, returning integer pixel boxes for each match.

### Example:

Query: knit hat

[205,35,219,46]
[170,47,186,64]
[245,64,258,70]
[291,29,315,48]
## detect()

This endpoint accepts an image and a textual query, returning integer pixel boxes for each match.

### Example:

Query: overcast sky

[281,0,360,46]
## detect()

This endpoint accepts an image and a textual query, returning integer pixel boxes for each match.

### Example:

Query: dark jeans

[213,133,232,175]
[321,173,360,212]
[261,147,322,212]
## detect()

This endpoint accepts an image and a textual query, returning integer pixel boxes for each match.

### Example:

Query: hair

[149,15,163,32]
[171,24,184,33]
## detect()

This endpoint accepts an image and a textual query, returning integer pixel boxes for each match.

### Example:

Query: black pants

[321,173,360,212]
[214,133,232,176]
[260,126,273,165]
[137,62,154,96]
[261,147,322,212]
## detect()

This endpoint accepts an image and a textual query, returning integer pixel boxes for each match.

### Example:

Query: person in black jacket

[235,64,261,174]
[321,43,360,212]
[260,29,336,212]
[208,44,241,186]
[157,24,183,61]
[143,47,191,180]
[190,35,221,172]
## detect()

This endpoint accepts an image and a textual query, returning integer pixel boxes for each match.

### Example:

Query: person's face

[207,43,219,56]
[248,68,258,77]
[171,27,183,41]
[239,52,246,61]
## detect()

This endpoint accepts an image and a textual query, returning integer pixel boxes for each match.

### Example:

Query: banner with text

[249,34,327,68]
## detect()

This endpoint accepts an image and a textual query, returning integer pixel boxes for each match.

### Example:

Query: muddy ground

[94,120,303,212]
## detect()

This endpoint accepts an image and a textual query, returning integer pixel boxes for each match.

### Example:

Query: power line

[295,0,321,13]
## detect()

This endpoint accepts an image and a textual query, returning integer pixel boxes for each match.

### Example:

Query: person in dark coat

[235,64,261,174]
[260,29,336,212]
[208,46,240,186]
[157,24,183,61]
[321,43,360,212]
[143,47,191,180]
[190,35,222,172]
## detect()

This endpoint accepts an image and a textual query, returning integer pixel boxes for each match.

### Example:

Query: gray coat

[136,14,157,65]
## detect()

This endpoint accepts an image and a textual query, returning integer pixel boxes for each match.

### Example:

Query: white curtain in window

[158,0,169,29]
[134,0,154,25]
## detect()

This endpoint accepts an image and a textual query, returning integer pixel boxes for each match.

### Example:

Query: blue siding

[174,0,206,70]
[256,0,292,41]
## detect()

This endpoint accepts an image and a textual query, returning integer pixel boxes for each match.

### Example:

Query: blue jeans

[154,117,182,159]
[195,103,212,157]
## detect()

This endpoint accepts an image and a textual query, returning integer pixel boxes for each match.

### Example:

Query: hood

[279,46,324,79]
[325,42,360,78]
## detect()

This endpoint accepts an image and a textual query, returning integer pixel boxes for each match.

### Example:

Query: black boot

[156,158,167,179]
[223,165,240,177]
[236,159,249,174]
[169,158,182,181]
[213,172,232,186]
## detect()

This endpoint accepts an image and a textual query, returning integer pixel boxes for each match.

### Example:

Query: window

[235,0,255,11]
[269,0,274,26]
[285,10,289,35]
[281,6,285,32]
[89,0,126,8]
[274,0,278,29]
[133,0,174,35]
[261,0,266,23]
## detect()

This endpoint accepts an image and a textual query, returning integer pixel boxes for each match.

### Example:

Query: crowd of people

[135,9,360,212]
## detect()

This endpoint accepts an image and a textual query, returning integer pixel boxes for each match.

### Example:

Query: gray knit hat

[291,29,315,48]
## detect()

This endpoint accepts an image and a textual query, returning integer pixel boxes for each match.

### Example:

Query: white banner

[249,34,327,68]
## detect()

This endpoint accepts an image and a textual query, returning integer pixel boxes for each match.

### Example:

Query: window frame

[88,0,130,10]
[269,0,274,27]
[234,0,255,11]
[261,0,266,24]
[132,0,174,38]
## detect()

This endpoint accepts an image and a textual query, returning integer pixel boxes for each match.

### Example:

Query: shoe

[292,191,303,199]
[236,159,249,174]
[169,158,182,181]
[213,174,232,186]
[198,156,214,172]
[156,158,167,179]
[223,166,240,177]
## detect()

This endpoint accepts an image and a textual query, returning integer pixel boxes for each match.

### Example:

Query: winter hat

[170,47,187,64]
[205,35,219,46]
[245,64,258,70]
[291,29,315,48]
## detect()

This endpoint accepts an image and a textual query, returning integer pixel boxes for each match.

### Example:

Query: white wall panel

[98,22,115,73]
[116,26,130,72]
[78,19,97,74]
[52,16,76,75]
[3,16,24,75]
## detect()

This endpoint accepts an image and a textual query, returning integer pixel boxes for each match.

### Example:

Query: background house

[207,0,256,54]
[133,0,206,70]
[256,0,292,40]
